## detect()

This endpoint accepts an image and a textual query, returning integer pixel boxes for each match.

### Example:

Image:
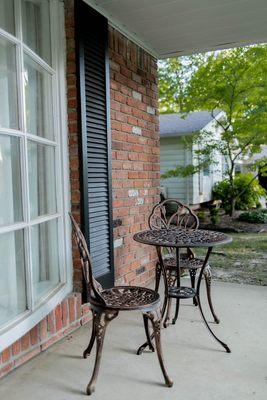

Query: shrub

[212,173,266,213]
[239,210,267,224]
[209,207,220,225]
[197,210,206,221]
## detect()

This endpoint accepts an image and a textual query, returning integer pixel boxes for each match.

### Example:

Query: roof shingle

[160,110,221,137]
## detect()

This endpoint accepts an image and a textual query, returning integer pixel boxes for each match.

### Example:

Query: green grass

[195,233,267,286]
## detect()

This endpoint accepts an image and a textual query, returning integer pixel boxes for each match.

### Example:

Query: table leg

[196,247,231,353]
[156,246,169,319]
[172,247,181,325]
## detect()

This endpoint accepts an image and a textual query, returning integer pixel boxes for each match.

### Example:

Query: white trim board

[0,0,73,352]
[0,283,72,353]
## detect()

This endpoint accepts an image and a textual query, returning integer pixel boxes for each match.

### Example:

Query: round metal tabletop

[133,228,232,248]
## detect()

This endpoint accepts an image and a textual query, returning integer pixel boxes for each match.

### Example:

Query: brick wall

[109,27,160,286]
[66,0,160,290]
[65,0,83,293]
[0,294,91,378]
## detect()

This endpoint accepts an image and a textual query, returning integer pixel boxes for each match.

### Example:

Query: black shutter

[76,1,114,290]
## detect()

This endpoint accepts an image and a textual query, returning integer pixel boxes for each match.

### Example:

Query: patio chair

[149,199,219,327]
[69,214,173,395]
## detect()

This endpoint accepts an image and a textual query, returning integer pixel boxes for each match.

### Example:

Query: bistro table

[133,227,232,354]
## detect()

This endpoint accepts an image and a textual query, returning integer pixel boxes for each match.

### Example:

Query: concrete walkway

[0,281,267,400]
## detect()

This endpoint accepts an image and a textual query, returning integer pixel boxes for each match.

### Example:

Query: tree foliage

[159,45,267,214]
[159,55,204,113]
[213,173,266,213]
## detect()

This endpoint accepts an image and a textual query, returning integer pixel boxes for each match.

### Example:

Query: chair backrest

[69,213,106,305]
[149,199,199,230]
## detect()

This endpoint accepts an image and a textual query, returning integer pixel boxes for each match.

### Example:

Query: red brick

[68,296,76,323]
[1,348,10,363]
[62,299,69,327]
[0,362,14,378]
[21,333,30,352]
[40,333,64,351]
[39,318,47,341]
[30,325,39,346]
[47,311,56,334]
[55,304,63,332]
[12,340,21,357]
[76,294,82,319]
[114,92,126,103]
[14,347,41,368]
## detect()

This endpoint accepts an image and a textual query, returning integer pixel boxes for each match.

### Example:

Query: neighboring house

[235,145,267,174]
[160,111,225,205]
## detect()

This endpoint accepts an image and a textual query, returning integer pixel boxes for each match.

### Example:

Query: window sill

[0,281,72,353]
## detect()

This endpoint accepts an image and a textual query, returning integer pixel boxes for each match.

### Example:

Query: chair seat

[163,254,206,270]
[100,286,160,310]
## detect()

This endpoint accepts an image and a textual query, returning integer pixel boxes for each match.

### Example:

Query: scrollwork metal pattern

[134,228,231,248]
[168,286,196,299]
[164,254,206,270]
[149,199,199,230]
[101,286,160,309]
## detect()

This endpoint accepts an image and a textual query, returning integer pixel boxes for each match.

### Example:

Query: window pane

[0,0,15,35]
[0,37,19,130]
[28,141,57,219]
[0,135,23,226]
[0,230,27,328]
[31,219,60,302]
[24,54,54,139]
[22,0,51,64]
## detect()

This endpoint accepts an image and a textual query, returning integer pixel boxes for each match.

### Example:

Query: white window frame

[0,0,72,353]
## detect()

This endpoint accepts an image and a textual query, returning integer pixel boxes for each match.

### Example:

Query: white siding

[160,137,193,204]
[192,118,224,204]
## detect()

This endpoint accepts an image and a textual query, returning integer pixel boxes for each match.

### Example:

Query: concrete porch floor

[0,281,267,400]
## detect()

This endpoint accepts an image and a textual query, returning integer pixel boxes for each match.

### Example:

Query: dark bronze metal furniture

[70,214,173,395]
[133,227,232,354]
[149,199,220,326]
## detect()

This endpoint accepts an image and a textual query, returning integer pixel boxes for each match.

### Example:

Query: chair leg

[146,310,173,388]
[163,270,176,328]
[86,310,118,395]
[154,262,161,293]
[204,267,220,324]
[172,298,180,325]
[189,269,198,306]
[163,297,172,328]
[83,311,97,359]
[139,314,155,354]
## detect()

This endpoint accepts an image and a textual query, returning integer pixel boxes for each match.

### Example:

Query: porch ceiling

[84,0,267,58]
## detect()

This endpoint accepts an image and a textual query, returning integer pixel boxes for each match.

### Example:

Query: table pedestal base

[137,246,231,355]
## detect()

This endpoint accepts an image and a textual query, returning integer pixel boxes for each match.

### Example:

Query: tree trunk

[230,197,236,217]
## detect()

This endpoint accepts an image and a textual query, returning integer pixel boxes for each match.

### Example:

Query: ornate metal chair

[149,199,219,327]
[69,214,173,395]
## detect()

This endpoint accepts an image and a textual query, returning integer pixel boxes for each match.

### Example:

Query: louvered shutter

[76,1,114,289]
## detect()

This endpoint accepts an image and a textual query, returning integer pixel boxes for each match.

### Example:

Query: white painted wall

[160,136,192,204]
[192,116,224,204]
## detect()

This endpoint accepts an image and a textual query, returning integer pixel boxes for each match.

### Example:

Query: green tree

[160,45,267,215]
[159,55,204,113]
